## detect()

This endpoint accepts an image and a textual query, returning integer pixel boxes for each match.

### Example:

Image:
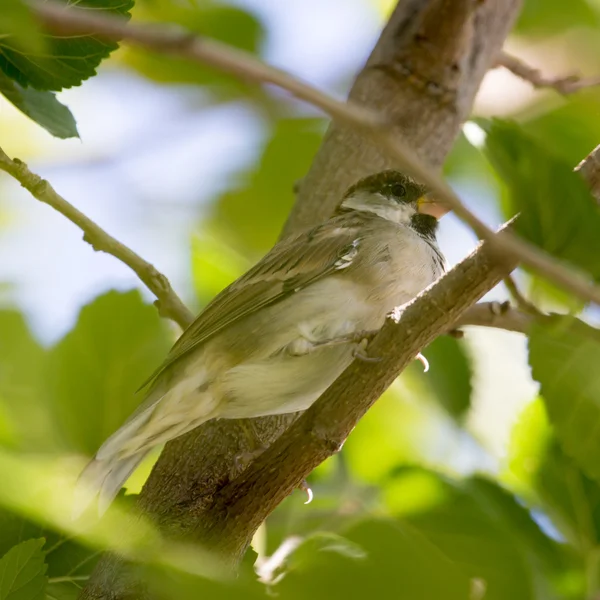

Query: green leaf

[211,118,325,253]
[407,335,473,419]
[529,316,600,484]
[0,0,134,92]
[46,290,171,454]
[144,566,267,600]
[286,532,367,571]
[0,539,47,600]
[0,311,61,451]
[123,2,264,98]
[389,469,568,600]
[0,0,43,54]
[0,510,97,595]
[0,71,78,139]
[524,91,600,168]
[482,119,600,282]
[45,581,81,600]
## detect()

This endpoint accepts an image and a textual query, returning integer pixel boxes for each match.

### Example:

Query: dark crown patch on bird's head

[343,170,426,205]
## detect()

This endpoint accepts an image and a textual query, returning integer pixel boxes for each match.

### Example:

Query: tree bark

[81,0,522,597]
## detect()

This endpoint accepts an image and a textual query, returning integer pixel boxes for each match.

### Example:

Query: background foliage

[2,0,600,598]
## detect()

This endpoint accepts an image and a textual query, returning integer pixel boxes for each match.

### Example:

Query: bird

[76,170,445,515]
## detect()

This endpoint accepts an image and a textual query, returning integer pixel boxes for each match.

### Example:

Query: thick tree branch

[0,147,193,329]
[31,0,600,307]
[498,51,600,95]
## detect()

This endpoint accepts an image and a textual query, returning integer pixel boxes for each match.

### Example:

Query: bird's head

[340,170,439,239]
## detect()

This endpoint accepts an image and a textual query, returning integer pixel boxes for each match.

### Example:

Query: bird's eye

[390,183,406,199]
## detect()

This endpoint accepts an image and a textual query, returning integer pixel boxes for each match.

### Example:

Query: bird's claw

[299,479,314,504]
[416,352,429,372]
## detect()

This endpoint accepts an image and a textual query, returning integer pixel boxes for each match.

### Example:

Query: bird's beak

[417,194,450,219]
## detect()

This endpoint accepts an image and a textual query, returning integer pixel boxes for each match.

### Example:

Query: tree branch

[0,147,194,329]
[456,301,532,333]
[31,0,600,308]
[497,51,600,95]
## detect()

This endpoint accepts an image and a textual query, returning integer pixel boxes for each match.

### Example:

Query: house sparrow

[78,170,445,514]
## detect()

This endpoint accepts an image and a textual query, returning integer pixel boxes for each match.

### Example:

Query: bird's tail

[73,451,149,519]
[73,401,159,519]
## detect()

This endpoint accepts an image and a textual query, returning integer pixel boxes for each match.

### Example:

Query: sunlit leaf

[0,0,133,92]
[46,290,170,454]
[0,539,47,600]
[343,387,431,483]
[515,0,600,35]
[191,233,249,307]
[0,71,78,139]
[482,119,600,282]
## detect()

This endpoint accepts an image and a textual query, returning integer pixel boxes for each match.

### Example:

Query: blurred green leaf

[388,468,568,600]
[515,0,599,36]
[285,532,367,572]
[191,233,249,307]
[0,539,47,600]
[46,290,171,454]
[0,0,43,54]
[0,0,133,92]
[212,117,324,253]
[343,387,431,483]
[276,518,470,600]
[0,509,97,597]
[482,119,600,281]
[524,91,600,168]
[145,564,266,600]
[538,438,600,555]
[529,316,600,485]
[123,2,264,98]
[0,71,78,139]
[45,581,81,600]
[0,311,60,451]
[407,335,473,419]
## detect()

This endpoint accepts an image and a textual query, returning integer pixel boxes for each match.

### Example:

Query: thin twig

[0,148,194,329]
[30,0,600,308]
[503,274,544,316]
[454,301,533,334]
[497,51,600,95]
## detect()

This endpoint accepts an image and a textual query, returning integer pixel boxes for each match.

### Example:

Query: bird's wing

[137,214,366,390]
